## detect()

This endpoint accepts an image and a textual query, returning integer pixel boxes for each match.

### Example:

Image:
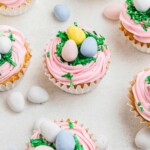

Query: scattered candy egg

[34,146,54,150]
[61,40,78,62]
[56,130,75,150]
[80,37,98,58]
[54,4,70,22]
[0,36,12,54]
[135,127,150,150]
[133,0,150,12]
[40,120,61,143]
[27,86,49,104]
[67,25,86,45]
[33,118,51,130]
[99,135,109,150]
[7,91,25,113]
[103,3,122,21]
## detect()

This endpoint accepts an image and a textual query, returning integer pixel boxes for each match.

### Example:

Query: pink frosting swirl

[46,29,110,86]
[0,25,27,83]
[26,121,97,150]
[132,70,150,121]
[0,0,27,8]
[120,4,150,43]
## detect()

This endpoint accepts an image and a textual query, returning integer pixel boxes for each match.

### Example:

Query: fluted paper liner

[26,119,99,150]
[119,22,150,53]
[43,50,110,94]
[128,67,150,127]
[0,42,32,92]
[0,0,35,16]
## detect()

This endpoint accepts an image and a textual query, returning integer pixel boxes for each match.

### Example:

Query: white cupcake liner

[26,119,99,150]
[0,0,35,16]
[0,41,32,92]
[119,25,150,54]
[43,53,110,94]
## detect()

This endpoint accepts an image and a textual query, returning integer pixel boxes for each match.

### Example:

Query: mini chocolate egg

[80,37,98,58]
[67,25,86,45]
[133,0,150,12]
[54,4,70,22]
[0,36,12,54]
[135,127,150,150]
[61,40,78,62]
[40,120,61,143]
[34,146,54,150]
[56,130,75,150]
[103,3,122,21]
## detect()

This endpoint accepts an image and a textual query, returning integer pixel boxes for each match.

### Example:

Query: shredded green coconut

[145,76,150,84]
[126,0,150,31]
[62,73,73,80]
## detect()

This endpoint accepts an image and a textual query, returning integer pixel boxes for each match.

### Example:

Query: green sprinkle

[68,122,74,129]
[145,76,150,84]
[30,138,49,147]
[62,73,73,80]
[46,52,50,57]
[126,0,150,31]
[70,82,74,87]
[9,30,15,42]
[140,107,144,112]
[138,102,141,106]
[74,134,84,150]
[74,22,78,26]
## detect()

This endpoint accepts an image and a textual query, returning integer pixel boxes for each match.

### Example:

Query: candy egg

[99,135,109,150]
[133,0,150,12]
[40,120,61,143]
[54,4,70,22]
[56,130,75,150]
[135,127,150,150]
[103,3,122,21]
[80,37,98,58]
[67,25,86,45]
[61,40,78,62]
[0,36,12,54]
[34,146,54,150]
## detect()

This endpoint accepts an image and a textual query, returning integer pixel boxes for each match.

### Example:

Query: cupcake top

[26,120,97,150]
[45,23,110,86]
[132,69,150,121]
[0,25,27,83]
[120,0,150,43]
[0,0,28,8]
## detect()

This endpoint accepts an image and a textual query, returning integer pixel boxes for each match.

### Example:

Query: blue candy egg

[54,4,70,22]
[56,130,75,150]
[80,37,98,58]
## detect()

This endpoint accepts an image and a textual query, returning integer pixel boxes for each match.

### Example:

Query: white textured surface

[0,0,148,149]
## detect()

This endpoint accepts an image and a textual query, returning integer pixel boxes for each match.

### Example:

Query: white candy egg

[133,0,150,12]
[0,36,12,54]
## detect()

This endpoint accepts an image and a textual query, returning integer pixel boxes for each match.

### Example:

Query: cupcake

[0,0,35,16]
[120,0,150,53]
[128,67,150,127]
[26,119,98,150]
[0,25,31,91]
[44,22,111,94]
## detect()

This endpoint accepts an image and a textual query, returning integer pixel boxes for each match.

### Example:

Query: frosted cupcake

[120,0,150,53]
[0,25,31,91]
[0,0,35,16]
[128,67,150,127]
[44,23,111,94]
[26,119,98,150]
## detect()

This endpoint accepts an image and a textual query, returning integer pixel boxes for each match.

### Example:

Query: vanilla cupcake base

[43,55,110,95]
[128,68,150,127]
[0,42,32,92]
[0,0,35,16]
[119,23,150,54]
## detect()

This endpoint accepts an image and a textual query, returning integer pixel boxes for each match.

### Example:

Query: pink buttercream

[120,4,150,43]
[0,0,27,8]
[0,25,27,83]
[46,28,110,86]
[132,70,150,121]
[26,121,97,150]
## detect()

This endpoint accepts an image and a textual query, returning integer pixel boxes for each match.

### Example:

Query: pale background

[0,0,149,149]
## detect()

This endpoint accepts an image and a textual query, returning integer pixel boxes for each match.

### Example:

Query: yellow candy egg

[67,25,86,45]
